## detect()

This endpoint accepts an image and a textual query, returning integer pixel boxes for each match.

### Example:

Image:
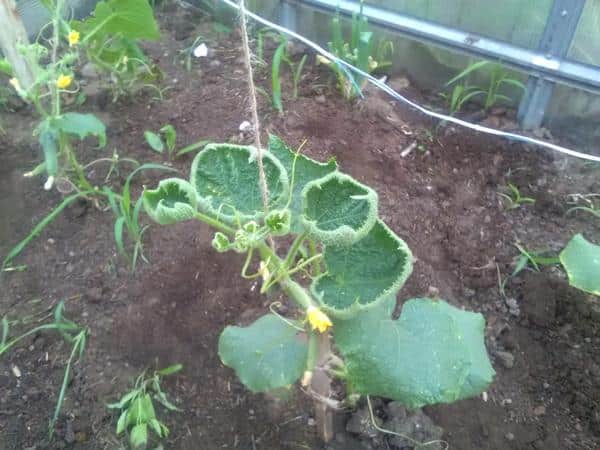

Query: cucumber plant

[142,134,495,421]
[9,0,107,192]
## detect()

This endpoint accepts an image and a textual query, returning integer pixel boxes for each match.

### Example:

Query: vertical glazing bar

[281,0,298,31]
[518,0,586,129]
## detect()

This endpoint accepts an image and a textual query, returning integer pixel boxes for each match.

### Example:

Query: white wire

[218,0,600,163]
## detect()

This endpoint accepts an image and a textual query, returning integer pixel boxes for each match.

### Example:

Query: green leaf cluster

[37,113,106,177]
[108,365,182,449]
[142,134,495,407]
[72,0,161,99]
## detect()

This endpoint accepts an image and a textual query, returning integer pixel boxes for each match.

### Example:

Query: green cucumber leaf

[218,314,307,392]
[190,144,289,224]
[143,178,197,225]
[312,220,412,318]
[301,171,377,246]
[52,113,107,147]
[126,394,156,425]
[129,422,148,448]
[333,298,495,408]
[73,0,160,42]
[268,134,337,233]
[559,234,600,296]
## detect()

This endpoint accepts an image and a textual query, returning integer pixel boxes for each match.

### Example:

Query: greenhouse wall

[237,0,600,150]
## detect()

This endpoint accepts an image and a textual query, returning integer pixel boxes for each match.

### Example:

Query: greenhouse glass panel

[365,0,553,49]
[569,0,600,65]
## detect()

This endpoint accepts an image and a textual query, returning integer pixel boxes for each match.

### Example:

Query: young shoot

[498,182,535,210]
[108,364,183,449]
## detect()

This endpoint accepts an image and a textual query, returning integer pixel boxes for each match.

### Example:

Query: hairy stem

[194,212,235,235]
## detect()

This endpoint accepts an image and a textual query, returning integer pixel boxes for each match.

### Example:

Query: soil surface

[1,5,599,450]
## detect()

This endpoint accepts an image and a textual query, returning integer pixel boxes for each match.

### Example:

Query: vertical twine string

[238,0,270,218]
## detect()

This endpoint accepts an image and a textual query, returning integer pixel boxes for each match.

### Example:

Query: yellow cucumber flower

[9,77,20,90]
[56,74,73,89]
[68,30,80,46]
[306,306,332,333]
[316,54,331,66]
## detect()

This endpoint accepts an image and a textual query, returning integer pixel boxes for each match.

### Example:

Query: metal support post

[518,0,586,129]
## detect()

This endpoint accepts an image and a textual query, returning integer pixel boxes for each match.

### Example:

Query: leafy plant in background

[1,301,87,438]
[270,35,308,112]
[507,235,600,296]
[144,124,213,159]
[71,0,162,102]
[108,364,182,449]
[498,182,535,210]
[142,134,495,419]
[566,193,600,219]
[8,0,106,193]
[444,60,526,113]
[320,0,393,100]
[254,29,308,112]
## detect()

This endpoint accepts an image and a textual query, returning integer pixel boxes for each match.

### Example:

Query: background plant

[104,163,176,271]
[108,364,182,449]
[320,0,393,100]
[142,134,495,424]
[444,60,526,113]
[498,182,535,210]
[144,124,212,159]
[9,0,107,193]
[505,235,600,297]
[1,301,87,438]
[254,30,307,113]
[70,0,162,102]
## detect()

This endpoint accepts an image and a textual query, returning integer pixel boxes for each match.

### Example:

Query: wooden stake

[0,0,36,89]
[312,334,335,442]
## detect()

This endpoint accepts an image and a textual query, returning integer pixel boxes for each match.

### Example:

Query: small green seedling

[1,301,87,438]
[512,243,559,276]
[566,193,600,219]
[503,236,600,297]
[108,364,183,449]
[440,84,486,117]
[144,125,212,159]
[104,163,177,271]
[444,60,525,113]
[321,0,393,100]
[141,134,495,424]
[257,31,308,112]
[498,183,535,210]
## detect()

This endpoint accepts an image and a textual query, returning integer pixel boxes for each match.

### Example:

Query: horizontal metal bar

[287,0,600,93]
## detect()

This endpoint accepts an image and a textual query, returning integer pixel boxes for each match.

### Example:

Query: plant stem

[194,212,235,234]
[258,242,314,310]
[284,232,307,268]
[63,136,93,191]
[308,238,322,276]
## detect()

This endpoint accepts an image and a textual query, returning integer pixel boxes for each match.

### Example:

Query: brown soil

[1,6,599,450]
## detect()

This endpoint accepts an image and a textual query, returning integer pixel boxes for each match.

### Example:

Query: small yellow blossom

[9,77,20,90]
[316,54,331,66]
[306,306,332,333]
[56,74,73,89]
[68,30,80,46]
